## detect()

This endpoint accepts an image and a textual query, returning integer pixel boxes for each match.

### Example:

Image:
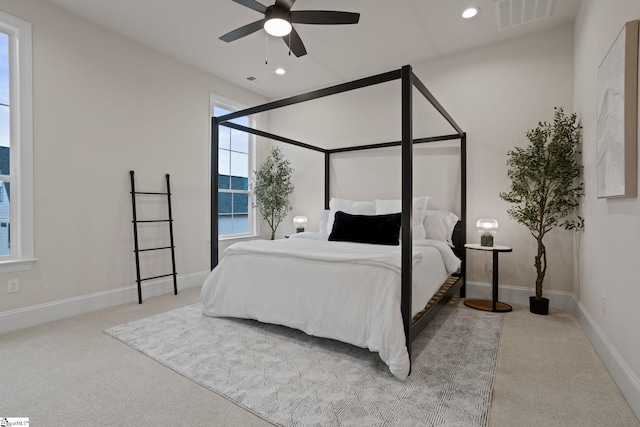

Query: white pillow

[374,196,430,240]
[318,209,330,234]
[327,198,375,234]
[423,210,459,245]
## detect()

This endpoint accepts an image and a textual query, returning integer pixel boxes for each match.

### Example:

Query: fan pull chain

[288,32,291,56]
[265,33,268,65]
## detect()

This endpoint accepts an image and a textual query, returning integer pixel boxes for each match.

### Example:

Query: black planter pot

[529,296,549,315]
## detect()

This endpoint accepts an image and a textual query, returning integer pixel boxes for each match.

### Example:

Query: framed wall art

[596,19,638,198]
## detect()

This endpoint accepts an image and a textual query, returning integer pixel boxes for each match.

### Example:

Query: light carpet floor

[1,286,638,426]
[105,302,502,426]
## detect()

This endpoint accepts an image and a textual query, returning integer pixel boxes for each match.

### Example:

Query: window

[0,11,34,271]
[214,104,254,237]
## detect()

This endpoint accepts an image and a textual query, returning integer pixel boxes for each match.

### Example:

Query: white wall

[271,24,576,294]
[574,0,640,399]
[0,0,266,316]
[414,24,575,293]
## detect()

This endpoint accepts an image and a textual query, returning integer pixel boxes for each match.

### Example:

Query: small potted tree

[252,146,294,240]
[500,108,584,315]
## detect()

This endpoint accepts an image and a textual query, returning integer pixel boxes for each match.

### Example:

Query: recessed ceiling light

[462,7,479,19]
[275,67,286,75]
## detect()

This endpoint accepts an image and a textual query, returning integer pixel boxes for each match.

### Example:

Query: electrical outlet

[602,295,607,315]
[7,278,19,293]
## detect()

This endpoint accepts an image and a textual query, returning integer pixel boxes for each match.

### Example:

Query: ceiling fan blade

[290,10,360,25]
[219,19,265,42]
[231,0,267,14]
[275,0,296,12]
[282,27,307,57]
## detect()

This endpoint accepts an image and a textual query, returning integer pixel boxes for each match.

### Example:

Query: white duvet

[200,233,461,380]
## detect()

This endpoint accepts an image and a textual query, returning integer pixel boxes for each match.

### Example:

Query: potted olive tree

[499,108,584,315]
[251,146,294,240]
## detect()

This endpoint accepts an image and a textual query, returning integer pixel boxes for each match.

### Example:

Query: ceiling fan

[219,0,360,57]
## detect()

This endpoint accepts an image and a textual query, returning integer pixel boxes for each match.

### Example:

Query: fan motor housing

[265,5,291,23]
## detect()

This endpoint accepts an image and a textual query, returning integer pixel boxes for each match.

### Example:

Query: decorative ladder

[129,170,177,304]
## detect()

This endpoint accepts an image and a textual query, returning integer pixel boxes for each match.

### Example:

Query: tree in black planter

[499,108,584,315]
[252,146,294,240]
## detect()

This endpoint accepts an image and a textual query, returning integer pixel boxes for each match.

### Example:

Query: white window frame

[0,11,35,272]
[210,94,258,240]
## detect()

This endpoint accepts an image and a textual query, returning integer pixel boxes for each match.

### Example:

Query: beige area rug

[106,301,503,427]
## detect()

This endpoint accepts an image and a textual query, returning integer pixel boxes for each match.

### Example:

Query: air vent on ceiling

[494,0,555,31]
[245,76,261,84]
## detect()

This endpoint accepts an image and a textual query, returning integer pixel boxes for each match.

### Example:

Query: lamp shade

[293,216,307,232]
[476,218,499,236]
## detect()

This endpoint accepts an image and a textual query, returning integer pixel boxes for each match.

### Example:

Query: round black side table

[463,243,513,313]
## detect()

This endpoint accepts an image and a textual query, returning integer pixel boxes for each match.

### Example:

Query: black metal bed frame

[210,64,467,372]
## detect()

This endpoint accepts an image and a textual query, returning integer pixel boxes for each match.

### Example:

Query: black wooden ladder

[129,170,178,304]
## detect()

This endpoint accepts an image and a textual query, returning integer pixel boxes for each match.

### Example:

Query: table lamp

[477,218,498,247]
[293,216,307,233]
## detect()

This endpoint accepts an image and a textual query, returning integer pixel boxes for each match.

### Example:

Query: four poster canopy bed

[203,65,467,380]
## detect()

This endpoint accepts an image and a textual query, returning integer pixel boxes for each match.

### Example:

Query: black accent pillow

[329,211,402,246]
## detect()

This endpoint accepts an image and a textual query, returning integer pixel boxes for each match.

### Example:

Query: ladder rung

[136,246,174,252]
[132,191,170,195]
[140,273,176,282]
[133,219,171,223]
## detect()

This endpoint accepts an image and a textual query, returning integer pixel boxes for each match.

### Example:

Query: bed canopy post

[211,117,220,270]
[400,65,413,361]
[324,152,331,209]
[460,133,467,297]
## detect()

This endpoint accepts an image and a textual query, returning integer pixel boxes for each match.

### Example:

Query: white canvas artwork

[596,21,638,198]
[597,26,626,197]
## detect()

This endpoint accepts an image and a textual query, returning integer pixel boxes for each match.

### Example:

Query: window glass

[0,32,9,167]
[214,105,252,237]
[0,181,9,255]
[230,151,248,178]
[230,130,248,153]
[233,193,248,214]
[0,32,10,257]
[218,149,231,182]
[0,106,8,150]
[218,126,231,150]
[0,32,8,106]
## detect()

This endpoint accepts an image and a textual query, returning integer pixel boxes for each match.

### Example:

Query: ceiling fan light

[462,7,479,18]
[264,18,292,37]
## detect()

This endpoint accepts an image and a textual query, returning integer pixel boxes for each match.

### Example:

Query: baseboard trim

[573,297,640,420]
[464,281,576,311]
[0,271,208,335]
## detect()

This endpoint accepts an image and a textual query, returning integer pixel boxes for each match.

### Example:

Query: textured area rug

[105,301,503,427]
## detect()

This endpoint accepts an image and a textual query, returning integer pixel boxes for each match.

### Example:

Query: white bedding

[200,233,461,380]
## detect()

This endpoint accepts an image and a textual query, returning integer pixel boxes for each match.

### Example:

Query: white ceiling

[44,0,581,99]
